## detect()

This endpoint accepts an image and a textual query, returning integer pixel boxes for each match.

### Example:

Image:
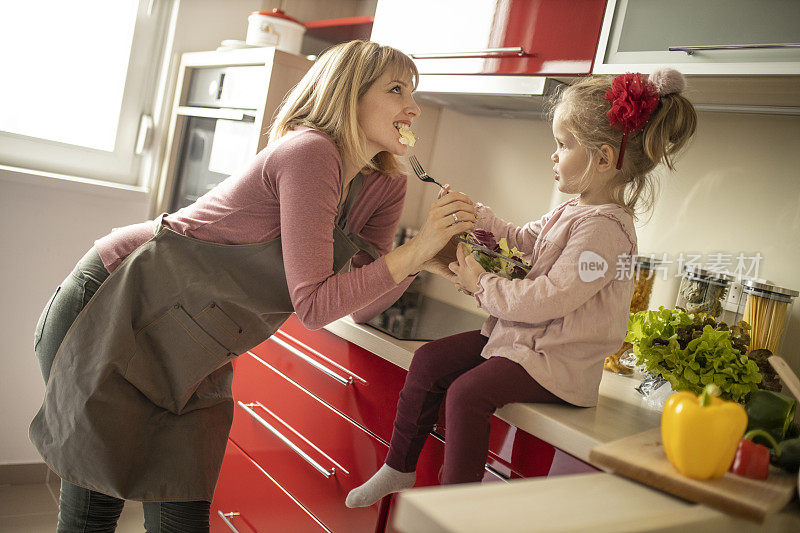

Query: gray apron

[30,174,378,502]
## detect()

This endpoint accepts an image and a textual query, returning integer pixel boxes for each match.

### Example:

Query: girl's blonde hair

[550,74,697,219]
[268,40,418,178]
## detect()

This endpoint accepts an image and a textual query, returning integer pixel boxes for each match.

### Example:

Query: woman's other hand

[384,184,475,283]
[449,242,483,294]
[411,186,475,262]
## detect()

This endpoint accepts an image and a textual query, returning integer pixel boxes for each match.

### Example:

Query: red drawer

[230,354,388,532]
[435,413,555,479]
[248,315,407,442]
[210,440,327,533]
[487,418,556,478]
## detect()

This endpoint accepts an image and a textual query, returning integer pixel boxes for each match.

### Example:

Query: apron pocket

[193,302,242,346]
[127,303,235,414]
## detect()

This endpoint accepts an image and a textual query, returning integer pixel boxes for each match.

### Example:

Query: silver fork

[408,156,444,189]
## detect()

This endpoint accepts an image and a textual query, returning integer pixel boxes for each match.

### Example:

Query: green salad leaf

[625,307,761,403]
[460,231,531,280]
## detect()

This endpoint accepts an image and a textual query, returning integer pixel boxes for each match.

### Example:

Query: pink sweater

[95,127,414,330]
[473,198,637,407]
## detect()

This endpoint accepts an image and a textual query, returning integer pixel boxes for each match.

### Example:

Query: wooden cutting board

[589,428,797,523]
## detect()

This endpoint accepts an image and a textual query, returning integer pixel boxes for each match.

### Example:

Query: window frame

[0,0,177,187]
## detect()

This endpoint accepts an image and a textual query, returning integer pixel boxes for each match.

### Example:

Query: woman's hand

[449,242,484,294]
[420,256,456,281]
[409,186,475,263]
[384,184,476,283]
[420,220,460,280]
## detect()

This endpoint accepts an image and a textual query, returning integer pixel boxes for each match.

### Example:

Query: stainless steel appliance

[169,66,263,211]
[152,48,312,218]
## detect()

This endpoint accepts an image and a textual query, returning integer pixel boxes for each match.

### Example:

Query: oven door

[170,109,256,212]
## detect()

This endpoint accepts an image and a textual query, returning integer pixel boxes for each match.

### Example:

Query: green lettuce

[625,307,762,403]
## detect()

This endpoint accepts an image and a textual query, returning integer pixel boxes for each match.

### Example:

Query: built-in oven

[152,48,312,218]
[168,65,264,211]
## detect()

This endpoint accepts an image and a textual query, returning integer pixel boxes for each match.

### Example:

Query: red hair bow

[604,73,660,169]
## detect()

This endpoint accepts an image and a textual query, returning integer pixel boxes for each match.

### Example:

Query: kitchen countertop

[324,317,800,532]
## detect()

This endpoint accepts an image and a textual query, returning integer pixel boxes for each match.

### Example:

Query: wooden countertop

[324,317,800,532]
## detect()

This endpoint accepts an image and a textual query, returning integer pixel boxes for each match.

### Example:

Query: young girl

[30,40,475,531]
[347,68,697,506]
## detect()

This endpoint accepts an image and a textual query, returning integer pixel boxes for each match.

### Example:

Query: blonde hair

[268,40,418,178]
[550,75,697,219]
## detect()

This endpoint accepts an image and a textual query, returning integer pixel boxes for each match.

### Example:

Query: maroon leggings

[385,330,565,484]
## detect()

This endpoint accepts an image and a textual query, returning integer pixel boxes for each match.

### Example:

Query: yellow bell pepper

[661,384,748,480]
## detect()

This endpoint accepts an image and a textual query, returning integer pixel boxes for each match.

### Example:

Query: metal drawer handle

[484,463,511,481]
[237,401,336,478]
[217,511,241,532]
[275,330,366,384]
[269,336,353,386]
[669,43,800,55]
[411,46,527,59]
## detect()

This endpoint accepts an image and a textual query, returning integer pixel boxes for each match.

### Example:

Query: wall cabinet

[594,0,800,75]
[211,315,581,532]
[371,0,607,75]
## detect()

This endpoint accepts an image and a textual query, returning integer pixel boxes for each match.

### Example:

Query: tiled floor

[0,480,145,532]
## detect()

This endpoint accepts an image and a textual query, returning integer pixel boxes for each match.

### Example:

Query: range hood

[414,75,565,119]
[414,73,800,117]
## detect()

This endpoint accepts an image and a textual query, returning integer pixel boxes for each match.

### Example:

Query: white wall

[0,174,151,465]
[405,105,800,375]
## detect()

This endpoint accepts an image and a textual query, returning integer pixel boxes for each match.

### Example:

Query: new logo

[578,251,607,282]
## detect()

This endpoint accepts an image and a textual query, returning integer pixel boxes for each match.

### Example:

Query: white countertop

[324,317,800,532]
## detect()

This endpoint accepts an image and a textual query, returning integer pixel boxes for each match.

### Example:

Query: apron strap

[344,232,380,260]
[336,173,363,229]
[336,174,380,261]
[153,213,168,236]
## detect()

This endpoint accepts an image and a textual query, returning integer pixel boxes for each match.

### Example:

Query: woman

[30,40,476,532]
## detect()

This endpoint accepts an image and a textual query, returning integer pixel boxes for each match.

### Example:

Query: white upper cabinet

[371,0,607,76]
[594,0,800,75]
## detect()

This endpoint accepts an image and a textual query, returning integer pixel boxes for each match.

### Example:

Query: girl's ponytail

[643,69,697,172]
[552,68,697,219]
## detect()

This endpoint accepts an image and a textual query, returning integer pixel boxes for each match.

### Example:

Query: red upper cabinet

[371,0,607,75]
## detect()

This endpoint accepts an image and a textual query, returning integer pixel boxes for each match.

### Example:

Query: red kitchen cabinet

[371,0,607,75]
[230,353,389,532]
[249,324,407,444]
[214,315,573,531]
[210,439,327,532]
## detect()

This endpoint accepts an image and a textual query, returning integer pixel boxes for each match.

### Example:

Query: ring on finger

[452,213,459,224]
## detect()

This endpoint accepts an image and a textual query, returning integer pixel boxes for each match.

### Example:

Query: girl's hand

[449,243,484,294]
[408,185,475,266]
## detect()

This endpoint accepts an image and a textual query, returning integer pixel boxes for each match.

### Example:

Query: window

[0,0,174,186]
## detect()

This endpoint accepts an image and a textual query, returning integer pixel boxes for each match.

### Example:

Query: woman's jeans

[34,248,211,533]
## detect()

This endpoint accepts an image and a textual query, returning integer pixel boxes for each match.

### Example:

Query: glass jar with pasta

[675,266,733,320]
[604,255,660,375]
[742,280,798,355]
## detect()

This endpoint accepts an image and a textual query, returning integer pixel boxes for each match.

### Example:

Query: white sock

[345,464,416,508]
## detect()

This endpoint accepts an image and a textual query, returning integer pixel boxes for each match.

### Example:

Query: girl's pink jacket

[474,198,637,407]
